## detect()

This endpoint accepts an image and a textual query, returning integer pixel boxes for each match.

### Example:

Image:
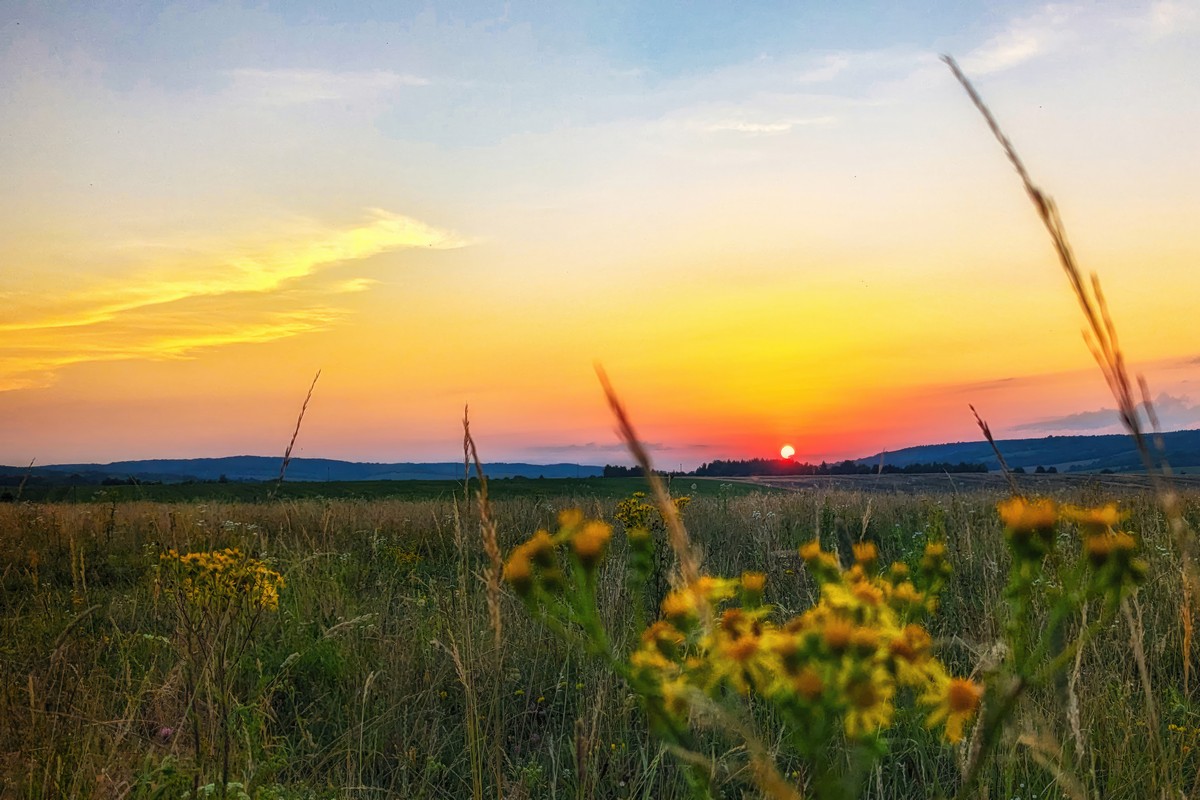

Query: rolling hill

[860,429,1200,473]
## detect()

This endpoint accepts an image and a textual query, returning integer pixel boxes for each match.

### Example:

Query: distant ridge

[859,429,1200,473]
[6,428,1200,486]
[0,456,603,484]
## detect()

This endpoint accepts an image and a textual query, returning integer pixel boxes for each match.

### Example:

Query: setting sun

[780,444,796,460]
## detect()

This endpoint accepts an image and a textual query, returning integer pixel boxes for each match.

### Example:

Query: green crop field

[1,481,1196,799]
[7,476,768,505]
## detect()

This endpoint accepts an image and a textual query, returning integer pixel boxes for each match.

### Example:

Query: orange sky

[2,2,1199,468]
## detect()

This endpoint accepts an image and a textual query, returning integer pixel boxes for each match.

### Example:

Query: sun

[780,444,796,459]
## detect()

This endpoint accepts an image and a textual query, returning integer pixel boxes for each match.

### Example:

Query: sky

[2,1,1199,469]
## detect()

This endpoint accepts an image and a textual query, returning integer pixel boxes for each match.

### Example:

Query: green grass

[9,476,769,504]
[0,486,1194,798]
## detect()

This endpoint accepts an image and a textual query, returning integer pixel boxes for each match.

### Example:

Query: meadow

[0,476,1195,799]
[3,56,1192,800]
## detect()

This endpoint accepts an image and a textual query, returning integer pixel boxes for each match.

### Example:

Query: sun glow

[780,444,796,460]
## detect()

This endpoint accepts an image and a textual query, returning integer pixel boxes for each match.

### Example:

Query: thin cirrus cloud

[224,68,431,105]
[2,210,465,335]
[960,1,1197,76]
[1011,393,1200,433]
[958,4,1081,75]
[701,115,838,134]
[0,210,466,391]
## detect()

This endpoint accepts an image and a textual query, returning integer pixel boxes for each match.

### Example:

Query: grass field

[8,476,767,506]
[1,480,1195,799]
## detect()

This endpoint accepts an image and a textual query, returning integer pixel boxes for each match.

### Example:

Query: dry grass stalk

[945,52,1185,785]
[463,407,503,651]
[15,458,34,501]
[969,404,1021,497]
[1121,595,1159,732]
[461,407,505,800]
[595,364,700,587]
[1017,728,1086,800]
[274,369,321,494]
[1066,603,1087,773]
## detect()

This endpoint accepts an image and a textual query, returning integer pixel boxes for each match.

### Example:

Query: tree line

[602,459,988,478]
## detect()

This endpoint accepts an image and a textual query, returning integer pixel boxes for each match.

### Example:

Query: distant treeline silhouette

[602,459,988,478]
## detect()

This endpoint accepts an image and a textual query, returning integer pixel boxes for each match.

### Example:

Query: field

[1,478,1195,799]
[8,477,765,506]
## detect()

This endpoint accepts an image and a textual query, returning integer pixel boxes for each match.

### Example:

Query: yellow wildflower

[571,520,612,569]
[852,541,879,569]
[1083,530,1137,566]
[997,497,1057,531]
[1061,503,1125,533]
[924,675,983,744]
[741,571,766,593]
[842,666,895,739]
[526,529,557,568]
[793,666,825,702]
[503,547,535,597]
[557,508,584,529]
[822,617,853,653]
[661,589,698,624]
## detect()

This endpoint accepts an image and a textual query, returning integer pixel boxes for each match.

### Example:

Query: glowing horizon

[3,2,1199,470]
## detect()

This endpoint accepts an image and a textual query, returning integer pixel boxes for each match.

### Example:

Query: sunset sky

[2,1,1199,469]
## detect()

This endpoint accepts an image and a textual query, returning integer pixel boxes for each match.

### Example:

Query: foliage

[158,547,285,793]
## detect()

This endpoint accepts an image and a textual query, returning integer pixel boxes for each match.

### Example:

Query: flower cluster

[613,491,690,533]
[630,537,980,745]
[998,498,1147,597]
[503,509,981,748]
[160,547,284,611]
[503,510,612,599]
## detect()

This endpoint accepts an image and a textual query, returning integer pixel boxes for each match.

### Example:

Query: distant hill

[0,456,604,485]
[7,428,1199,487]
[859,429,1200,473]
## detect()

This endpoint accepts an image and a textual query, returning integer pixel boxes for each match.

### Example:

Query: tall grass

[0,485,1194,798]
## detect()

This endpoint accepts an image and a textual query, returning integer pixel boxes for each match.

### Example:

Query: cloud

[1011,393,1200,433]
[225,68,429,105]
[960,4,1078,75]
[701,116,837,135]
[0,307,340,392]
[1127,1,1200,39]
[525,441,715,456]
[0,210,467,391]
[959,2,1199,77]
[1,209,465,335]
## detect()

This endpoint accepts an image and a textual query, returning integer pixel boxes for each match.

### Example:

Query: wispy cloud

[1011,393,1200,433]
[0,307,340,391]
[1,210,465,335]
[0,210,467,391]
[225,68,429,105]
[960,4,1078,75]
[1126,0,1200,39]
[701,115,837,135]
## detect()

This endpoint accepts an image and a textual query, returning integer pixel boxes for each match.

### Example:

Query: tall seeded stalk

[945,54,1188,792]
[272,370,321,499]
[594,366,800,800]
[595,365,700,588]
[463,407,505,800]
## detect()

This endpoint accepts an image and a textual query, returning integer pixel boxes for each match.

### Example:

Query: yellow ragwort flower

[924,675,983,744]
[741,571,766,593]
[997,497,1058,533]
[503,548,535,597]
[557,508,584,529]
[852,541,879,568]
[1061,503,1125,533]
[842,666,895,739]
[571,520,612,570]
